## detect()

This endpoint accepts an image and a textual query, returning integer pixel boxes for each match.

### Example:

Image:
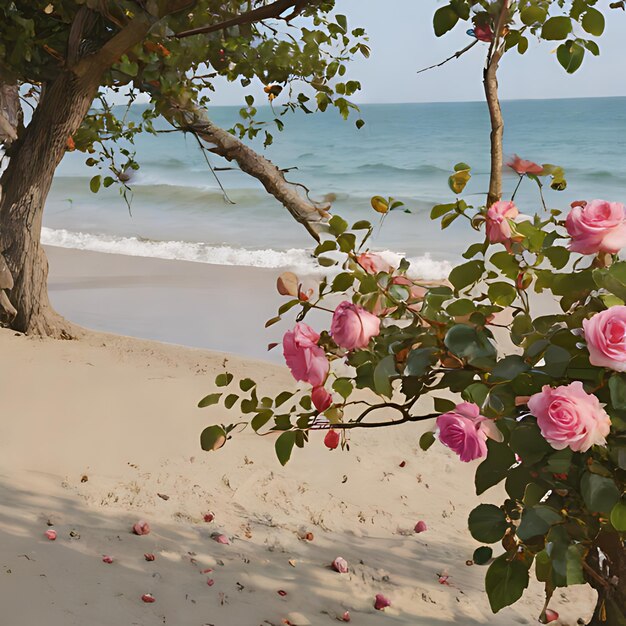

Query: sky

[203,0,625,105]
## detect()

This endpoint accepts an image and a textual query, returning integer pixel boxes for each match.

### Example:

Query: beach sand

[0,247,595,625]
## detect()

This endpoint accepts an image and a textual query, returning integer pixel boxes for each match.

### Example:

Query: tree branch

[174,0,311,38]
[322,412,439,430]
[416,40,478,75]
[164,102,328,241]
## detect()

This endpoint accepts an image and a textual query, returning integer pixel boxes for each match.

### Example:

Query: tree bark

[166,105,328,242]
[483,51,504,208]
[0,71,99,336]
[586,532,626,625]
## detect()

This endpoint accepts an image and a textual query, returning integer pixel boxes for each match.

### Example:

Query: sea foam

[41,227,452,279]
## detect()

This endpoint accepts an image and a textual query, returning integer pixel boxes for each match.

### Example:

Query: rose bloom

[486,200,519,249]
[311,386,333,412]
[565,199,626,255]
[473,23,493,42]
[356,252,393,275]
[436,402,501,463]
[507,155,543,175]
[527,382,611,452]
[283,323,329,387]
[583,306,626,372]
[331,301,380,351]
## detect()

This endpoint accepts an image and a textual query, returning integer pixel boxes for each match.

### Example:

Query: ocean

[44,97,626,279]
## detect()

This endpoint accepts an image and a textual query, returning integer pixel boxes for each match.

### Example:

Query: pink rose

[583,306,626,372]
[356,252,392,275]
[486,201,519,249]
[565,200,626,255]
[324,429,340,450]
[436,402,501,462]
[311,386,333,412]
[527,382,611,452]
[507,155,543,175]
[283,323,329,387]
[331,301,380,350]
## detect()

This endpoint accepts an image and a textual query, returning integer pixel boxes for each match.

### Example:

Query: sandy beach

[0,246,596,626]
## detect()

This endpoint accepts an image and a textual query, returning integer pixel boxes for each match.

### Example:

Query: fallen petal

[132,520,150,536]
[102,555,114,564]
[144,553,156,561]
[374,594,391,610]
[414,520,428,533]
[332,557,349,574]
[545,609,559,623]
[141,593,156,603]
[341,611,351,622]
[277,589,288,596]
[45,529,57,541]
[206,578,215,587]
[212,533,230,545]
[399,461,406,468]
[203,512,215,523]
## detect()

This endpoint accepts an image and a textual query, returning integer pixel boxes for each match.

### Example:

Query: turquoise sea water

[44,97,626,277]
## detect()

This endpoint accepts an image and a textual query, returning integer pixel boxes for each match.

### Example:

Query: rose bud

[332,557,349,573]
[324,429,340,450]
[374,594,391,610]
[132,520,150,536]
[414,520,428,533]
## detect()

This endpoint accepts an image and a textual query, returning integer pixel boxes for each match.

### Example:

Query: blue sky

[206,0,624,105]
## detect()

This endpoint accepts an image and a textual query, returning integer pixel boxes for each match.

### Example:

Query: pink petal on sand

[399,460,406,468]
[438,574,450,585]
[332,557,349,573]
[102,555,114,564]
[144,553,156,561]
[203,512,215,523]
[132,520,150,536]
[212,533,230,545]
[206,578,215,587]
[201,568,213,574]
[374,594,391,610]
[141,593,156,603]
[545,609,559,623]
[45,529,57,541]
[341,611,351,622]
[277,589,287,596]
[414,520,428,533]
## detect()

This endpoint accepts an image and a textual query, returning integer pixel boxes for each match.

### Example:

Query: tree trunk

[0,70,98,336]
[483,49,504,208]
[586,532,626,625]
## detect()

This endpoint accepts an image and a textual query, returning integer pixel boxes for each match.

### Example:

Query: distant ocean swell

[41,227,452,280]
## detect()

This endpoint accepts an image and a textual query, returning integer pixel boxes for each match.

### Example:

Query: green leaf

[610,499,626,531]
[581,472,620,513]
[473,546,493,565]
[581,7,605,36]
[431,202,456,219]
[541,16,572,40]
[491,355,529,381]
[200,425,226,451]
[89,175,101,193]
[433,5,459,37]
[251,410,273,432]
[448,168,471,194]
[352,220,371,230]
[520,5,547,25]
[240,378,256,392]
[215,372,233,387]
[468,503,509,543]
[332,272,354,292]
[488,282,517,307]
[373,355,396,397]
[485,554,530,613]
[332,377,353,400]
[517,505,562,541]
[198,393,221,408]
[609,374,626,410]
[275,391,293,407]
[449,260,484,292]
[510,423,552,465]
[224,393,238,409]
[419,430,436,451]
[593,262,626,300]
[405,347,438,377]
[475,440,516,495]
[329,215,348,236]
[434,397,456,413]
[556,41,585,74]
[445,325,497,367]
[275,431,297,466]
